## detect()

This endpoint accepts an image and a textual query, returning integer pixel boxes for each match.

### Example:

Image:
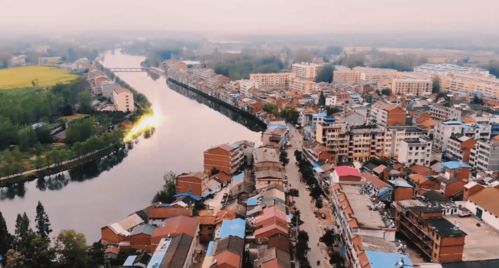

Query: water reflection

[0,147,128,200]
[167,81,266,132]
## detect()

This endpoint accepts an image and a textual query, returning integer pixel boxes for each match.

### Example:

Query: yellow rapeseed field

[0,66,78,90]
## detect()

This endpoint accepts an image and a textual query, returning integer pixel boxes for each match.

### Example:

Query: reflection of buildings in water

[167,81,266,132]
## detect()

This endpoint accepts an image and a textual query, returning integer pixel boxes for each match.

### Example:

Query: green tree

[152,172,177,203]
[87,242,104,267]
[280,107,299,125]
[263,103,279,115]
[65,117,97,144]
[55,229,90,268]
[0,211,13,256]
[315,64,333,83]
[35,125,53,144]
[4,249,26,268]
[0,116,17,150]
[35,201,52,240]
[14,213,32,251]
[432,76,440,94]
[318,91,326,106]
[471,95,484,105]
[17,127,37,152]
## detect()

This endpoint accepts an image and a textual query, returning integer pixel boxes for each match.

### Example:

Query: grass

[0,66,78,90]
[60,113,89,122]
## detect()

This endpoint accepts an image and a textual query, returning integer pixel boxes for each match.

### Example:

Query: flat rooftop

[361,235,397,252]
[445,215,499,261]
[342,185,385,229]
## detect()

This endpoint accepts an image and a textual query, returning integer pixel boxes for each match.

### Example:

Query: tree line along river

[0,51,261,242]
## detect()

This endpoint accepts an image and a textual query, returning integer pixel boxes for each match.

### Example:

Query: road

[286,126,331,268]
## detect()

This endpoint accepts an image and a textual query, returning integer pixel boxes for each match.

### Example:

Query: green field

[0,66,78,89]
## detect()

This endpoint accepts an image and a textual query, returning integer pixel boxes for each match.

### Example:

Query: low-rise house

[176,172,209,196]
[146,234,195,268]
[113,87,135,112]
[464,186,499,231]
[101,213,145,245]
[330,166,361,183]
[146,201,193,221]
[129,224,156,253]
[151,215,199,250]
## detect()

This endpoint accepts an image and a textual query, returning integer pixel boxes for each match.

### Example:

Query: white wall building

[398,137,432,167]
[113,88,135,112]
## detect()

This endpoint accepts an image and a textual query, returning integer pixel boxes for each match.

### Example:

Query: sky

[0,0,498,36]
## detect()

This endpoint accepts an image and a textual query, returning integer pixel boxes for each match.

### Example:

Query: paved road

[286,126,331,268]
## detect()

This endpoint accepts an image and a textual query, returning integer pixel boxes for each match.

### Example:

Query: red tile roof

[152,216,199,240]
[335,166,361,178]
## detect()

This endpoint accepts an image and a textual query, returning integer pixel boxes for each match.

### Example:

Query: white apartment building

[325,95,337,106]
[391,74,432,96]
[434,120,490,152]
[249,72,293,91]
[290,78,315,93]
[414,64,491,77]
[430,105,462,121]
[291,62,320,81]
[316,123,386,162]
[447,135,474,162]
[433,120,464,151]
[238,79,257,96]
[398,137,432,167]
[383,126,425,158]
[113,88,135,112]
[333,66,360,84]
[357,67,397,88]
[440,73,499,99]
[470,136,499,172]
[368,101,405,127]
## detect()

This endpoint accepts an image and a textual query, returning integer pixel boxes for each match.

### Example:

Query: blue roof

[232,172,244,183]
[441,161,471,170]
[123,255,137,266]
[147,238,172,268]
[206,241,215,256]
[313,111,327,118]
[174,192,203,202]
[219,218,245,239]
[443,120,463,125]
[388,179,413,188]
[312,161,321,168]
[246,196,258,206]
[365,251,413,268]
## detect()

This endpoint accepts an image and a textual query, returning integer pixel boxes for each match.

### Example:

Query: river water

[0,51,261,242]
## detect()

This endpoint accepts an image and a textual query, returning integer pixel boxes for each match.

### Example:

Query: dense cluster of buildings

[100,59,498,267]
[100,122,295,268]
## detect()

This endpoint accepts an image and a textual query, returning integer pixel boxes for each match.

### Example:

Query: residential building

[249,73,293,91]
[464,187,499,231]
[470,136,499,172]
[10,55,26,66]
[147,234,195,268]
[330,166,361,183]
[358,67,398,88]
[290,78,315,93]
[262,122,289,149]
[396,200,466,263]
[414,63,491,77]
[433,120,465,151]
[329,183,402,268]
[440,73,499,98]
[391,75,432,96]
[113,87,135,112]
[202,235,244,268]
[333,66,360,84]
[101,213,145,245]
[203,143,244,180]
[446,135,476,162]
[368,101,406,127]
[398,137,432,167]
[175,172,209,196]
[383,126,425,158]
[291,62,319,81]
[38,56,62,66]
[430,105,462,121]
[151,216,199,250]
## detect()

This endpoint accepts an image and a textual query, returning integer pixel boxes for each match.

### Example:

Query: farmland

[0,66,78,89]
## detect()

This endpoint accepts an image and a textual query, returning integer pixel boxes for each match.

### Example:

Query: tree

[263,103,279,116]
[432,76,440,94]
[35,125,52,144]
[14,213,32,251]
[380,88,392,96]
[55,229,90,268]
[318,91,326,106]
[320,229,336,247]
[4,249,26,268]
[280,107,299,125]
[0,211,13,256]
[17,127,37,152]
[87,242,104,267]
[471,95,484,105]
[315,198,323,209]
[35,201,52,240]
[152,172,177,203]
[315,64,334,83]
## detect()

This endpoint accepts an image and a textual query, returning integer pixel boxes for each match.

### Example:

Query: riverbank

[167,78,267,131]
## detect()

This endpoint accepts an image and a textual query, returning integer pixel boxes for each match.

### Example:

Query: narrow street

[286,126,331,268]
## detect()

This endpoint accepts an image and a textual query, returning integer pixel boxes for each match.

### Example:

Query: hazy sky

[1,0,498,35]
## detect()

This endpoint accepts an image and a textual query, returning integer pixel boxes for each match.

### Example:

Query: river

[0,51,261,242]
